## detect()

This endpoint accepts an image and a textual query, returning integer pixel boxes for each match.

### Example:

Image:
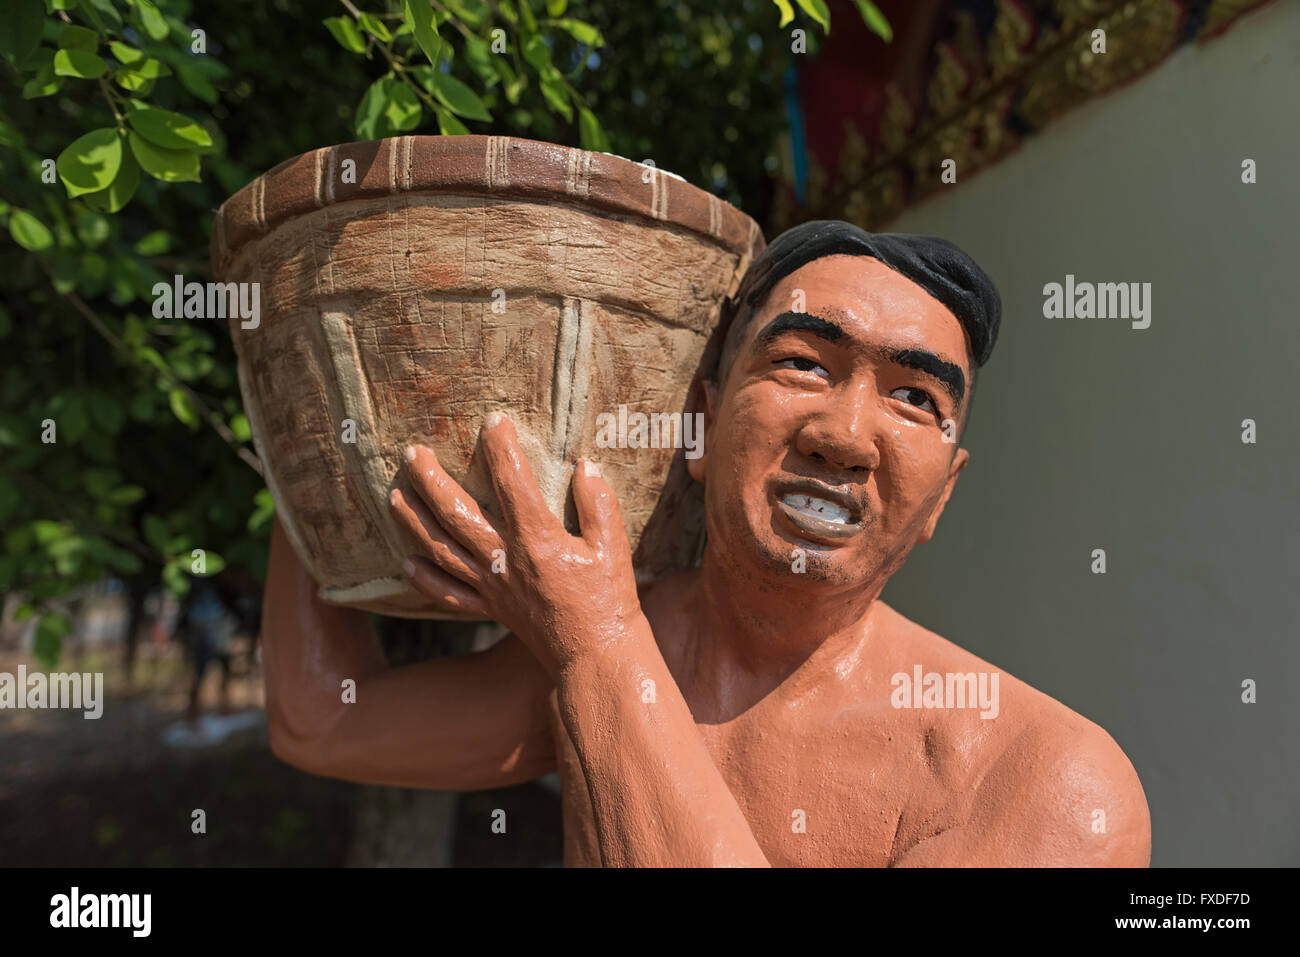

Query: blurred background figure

[183,580,236,727]
[159,578,261,748]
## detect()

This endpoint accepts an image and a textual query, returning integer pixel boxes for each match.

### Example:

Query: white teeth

[781,493,851,524]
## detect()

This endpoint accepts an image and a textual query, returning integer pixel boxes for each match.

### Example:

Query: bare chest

[548,686,973,867]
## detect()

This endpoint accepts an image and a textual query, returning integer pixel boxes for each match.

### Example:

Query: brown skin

[263,255,1151,866]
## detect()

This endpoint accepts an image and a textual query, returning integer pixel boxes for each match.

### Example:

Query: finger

[479,412,564,541]
[571,458,627,551]
[389,488,486,589]
[403,444,503,561]
[402,556,489,616]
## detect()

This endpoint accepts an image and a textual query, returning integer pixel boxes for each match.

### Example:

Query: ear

[685,376,719,485]
[916,446,969,544]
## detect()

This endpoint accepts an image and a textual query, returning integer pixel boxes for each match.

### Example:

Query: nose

[794,381,882,475]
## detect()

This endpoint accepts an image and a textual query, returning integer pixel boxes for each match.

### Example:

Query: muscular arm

[557,621,770,868]
[390,421,770,865]
[261,518,556,790]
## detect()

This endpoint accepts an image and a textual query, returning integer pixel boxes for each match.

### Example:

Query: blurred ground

[0,636,563,867]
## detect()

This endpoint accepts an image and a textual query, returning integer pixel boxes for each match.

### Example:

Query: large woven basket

[210,135,764,619]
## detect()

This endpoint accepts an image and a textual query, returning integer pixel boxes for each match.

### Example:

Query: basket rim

[210,134,764,276]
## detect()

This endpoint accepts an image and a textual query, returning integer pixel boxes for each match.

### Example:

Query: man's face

[689,254,973,594]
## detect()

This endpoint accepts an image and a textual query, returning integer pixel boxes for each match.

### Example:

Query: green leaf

[0,119,26,149]
[51,392,89,441]
[58,24,99,52]
[109,39,145,64]
[0,0,44,64]
[83,0,123,30]
[136,346,167,374]
[127,107,213,150]
[357,12,392,42]
[114,70,154,94]
[434,106,469,135]
[129,132,200,183]
[519,0,538,34]
[22,62,62,99]
[546,0,568,15]
[578,108,610,153]
[107,546,143,575]
[495,0,521,25]
[432,72,491,122]
[384,82,422,132]
[771,0,794,28]
[795,0,830,32]
[74,210,111,247]
[522,34,549,70]
[492,56,523,102]
[230,412,251,442]
[544,18,603,47]
[174,58,218,103]
[9,209,54,251]
[108,484,145,506]
[34,614,69,669]
[196,551,226,576]
[462,33,496,82]
[440,0,483,28]
[84,467,121,499]
[143,515,169,552]
[134,0,170,41]
[248,487,275,532]
[53,48,109,78]
[538,67,571,121]
[119,57,170,78]
[162,561,190,597]
[134,229,171,255]
[355,75,393,139]
[404,0,441,67]
[56,127,123,198]
[168,387,199,428]
[14,42,52,71]
[849,0,892,41]
[323,16,367,54]
[82,149,139,213]
[33,520,68,546]
[81,251,108,281]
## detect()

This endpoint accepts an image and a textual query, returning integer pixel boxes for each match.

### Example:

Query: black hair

[712,221,1002,392]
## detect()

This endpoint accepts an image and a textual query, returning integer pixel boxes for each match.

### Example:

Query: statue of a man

[262,220,1151,866]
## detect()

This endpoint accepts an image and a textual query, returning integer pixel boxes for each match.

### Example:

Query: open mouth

[771,479,865,544]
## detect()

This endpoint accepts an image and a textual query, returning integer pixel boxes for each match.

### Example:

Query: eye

[776,356,829,377]
[890,386,936,416]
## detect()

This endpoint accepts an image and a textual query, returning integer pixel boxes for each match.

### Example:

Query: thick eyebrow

[752,310,966,405]
[753,311,846,348]
[888,348,965,404]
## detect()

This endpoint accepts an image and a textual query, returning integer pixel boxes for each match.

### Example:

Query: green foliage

[0,0,888,664]
[850,0,893,42]
[320,0,612,143]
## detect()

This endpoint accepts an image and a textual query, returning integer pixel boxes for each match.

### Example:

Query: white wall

[880,1,1300,866]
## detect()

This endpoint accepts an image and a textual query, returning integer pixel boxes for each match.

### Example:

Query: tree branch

[42,265,265,477]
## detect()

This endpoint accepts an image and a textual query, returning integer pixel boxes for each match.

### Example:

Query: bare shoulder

[878,603,1151,866]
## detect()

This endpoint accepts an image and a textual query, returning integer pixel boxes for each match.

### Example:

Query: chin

[737,517,877,590]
